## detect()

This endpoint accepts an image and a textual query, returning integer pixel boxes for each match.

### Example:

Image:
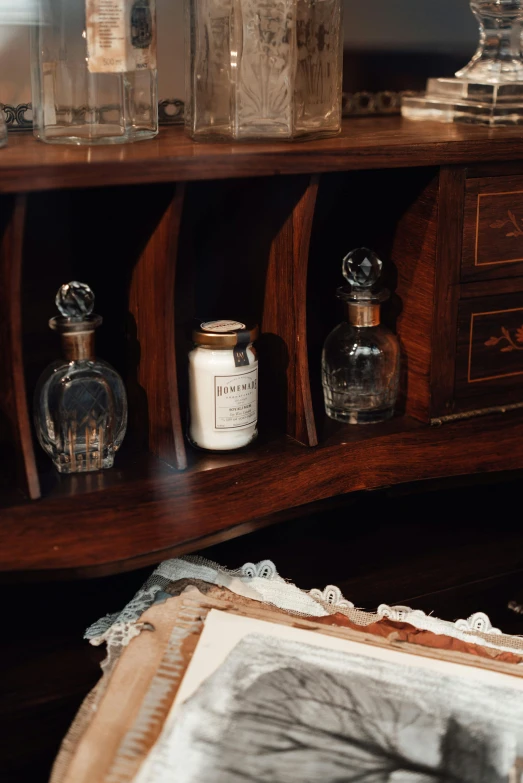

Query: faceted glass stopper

[56,281,95,319]
[342,248,383,289]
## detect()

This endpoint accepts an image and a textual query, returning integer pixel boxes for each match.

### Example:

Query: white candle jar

[188,321,259,451]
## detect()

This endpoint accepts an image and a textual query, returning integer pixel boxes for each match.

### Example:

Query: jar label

[86,0,157,74]
[214,367,258,430]
[201,320,246,333]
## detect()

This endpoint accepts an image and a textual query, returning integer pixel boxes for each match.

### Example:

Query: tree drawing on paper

[199,663,503,783]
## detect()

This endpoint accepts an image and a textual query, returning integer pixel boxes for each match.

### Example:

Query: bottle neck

[347,302,381,327]
[61,331,95,361]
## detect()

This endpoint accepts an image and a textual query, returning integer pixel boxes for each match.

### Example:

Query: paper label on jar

[86,0,157,74]
[201,321,246,333]
[214,367,258,430]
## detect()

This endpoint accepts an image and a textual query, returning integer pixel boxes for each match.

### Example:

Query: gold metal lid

[192,320,259,347]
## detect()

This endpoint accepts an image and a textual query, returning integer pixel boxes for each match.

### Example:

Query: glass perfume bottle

[185,0,343,141]
[30,0,158,144]
[34,282,128,473]
[322,248,400,425]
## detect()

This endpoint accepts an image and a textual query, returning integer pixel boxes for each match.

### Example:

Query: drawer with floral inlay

[454,288,523,412]
[463,176,523,282]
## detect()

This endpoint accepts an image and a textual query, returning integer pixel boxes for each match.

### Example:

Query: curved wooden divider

[129,184,187,470]
[0,195,41,499]
[263,175,319,447]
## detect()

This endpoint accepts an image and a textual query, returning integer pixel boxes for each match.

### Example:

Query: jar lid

[193,320,259,347]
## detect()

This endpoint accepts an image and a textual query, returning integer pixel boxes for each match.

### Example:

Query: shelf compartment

[175,175,318,449]
[3,410,523,581]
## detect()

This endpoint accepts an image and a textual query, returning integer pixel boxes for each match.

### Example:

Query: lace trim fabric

[85,555,523,656]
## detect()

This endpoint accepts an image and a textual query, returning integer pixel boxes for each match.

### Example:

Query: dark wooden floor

[3,473,523,782]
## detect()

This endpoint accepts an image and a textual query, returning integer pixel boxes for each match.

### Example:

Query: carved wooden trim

[129,184,187,470]
[263,176,319,447]
[477,191,523,266]
[471,306,523,383]
[0,195,41,499]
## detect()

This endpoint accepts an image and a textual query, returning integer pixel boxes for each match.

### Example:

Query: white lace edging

[85,555,522,657]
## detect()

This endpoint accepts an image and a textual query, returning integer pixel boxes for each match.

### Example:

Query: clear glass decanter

[322,248,400,425]
[402,0,523,125]
[34,282,128,473]
[30,0,158,144]
[185,0,343,141]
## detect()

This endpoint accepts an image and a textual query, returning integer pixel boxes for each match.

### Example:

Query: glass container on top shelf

[185,0,343,140]
[34,282,128,474]
[30,0,158,144]
[403,0,523,125]
[322,248,400,425]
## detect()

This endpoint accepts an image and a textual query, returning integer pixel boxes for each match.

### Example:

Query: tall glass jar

[185,0,343,141]
[30,0,158,144]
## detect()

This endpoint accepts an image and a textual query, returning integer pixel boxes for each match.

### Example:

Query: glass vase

[30,0,158,145]
[402,0,523,126]
[185,0,343,141]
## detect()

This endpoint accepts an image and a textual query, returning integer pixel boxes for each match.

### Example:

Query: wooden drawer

[463,176,523,281]
[454,287,523,411]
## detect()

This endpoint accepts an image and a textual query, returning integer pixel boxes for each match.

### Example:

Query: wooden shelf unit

[3,118,523,581]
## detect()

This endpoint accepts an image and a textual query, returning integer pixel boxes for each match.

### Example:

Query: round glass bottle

[322,249,400,425]
[34,282,128,473]
[188,321,259,451]
[30,0,158,144]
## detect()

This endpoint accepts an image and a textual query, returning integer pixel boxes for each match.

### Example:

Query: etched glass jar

[34,282,127,473]
[322,249,400,425]
[30,0,158,144]
[188,321,259,451]
[185,0,343,140]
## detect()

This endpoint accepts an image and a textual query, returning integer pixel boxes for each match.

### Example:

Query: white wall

[0,0,477,107]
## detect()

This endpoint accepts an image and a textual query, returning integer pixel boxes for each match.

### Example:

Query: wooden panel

[430,167,466,418]
[455,288,523,409]
[4,121,523,193]
[263,176,319,446]
[392,172,439,422]
[0,195,40,500]
[129,185,187,470]
[5,410,523,579]
[463,175,523,281]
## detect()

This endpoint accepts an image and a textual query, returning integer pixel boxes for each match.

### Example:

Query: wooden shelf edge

[2,411,523,581]
[4,120,523,193]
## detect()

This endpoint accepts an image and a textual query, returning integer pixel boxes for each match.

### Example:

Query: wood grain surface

[3,120,523,193]
[463,175,523,281]
[4,410,523,580]
[129,184,187,470]
[455,288,523,409]
[0,195,41,499]
[263,176,319,446]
